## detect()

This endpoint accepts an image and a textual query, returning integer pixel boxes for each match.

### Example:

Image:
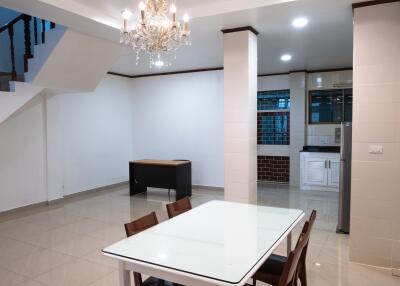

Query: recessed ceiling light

[281,54,292,62]
[154,60,164,68]
[315,262,321,267]
[292,17,309,29]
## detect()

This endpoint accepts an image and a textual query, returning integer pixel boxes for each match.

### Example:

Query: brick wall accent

[257,156,290,183]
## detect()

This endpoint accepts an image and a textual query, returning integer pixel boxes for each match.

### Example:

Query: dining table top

[103,200,304,285]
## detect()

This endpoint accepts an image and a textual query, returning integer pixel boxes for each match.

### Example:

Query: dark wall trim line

[107,72,132,78]
[352,0,400,10]
[307,67,353,74]
[108,66,352,79]
[221,26,259,36]
[258,67,353,77]
[258,72,290,77]
[130,67,223,78]
[107,67,223,79]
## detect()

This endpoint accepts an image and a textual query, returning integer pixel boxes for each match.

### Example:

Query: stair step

[0,74,25,92]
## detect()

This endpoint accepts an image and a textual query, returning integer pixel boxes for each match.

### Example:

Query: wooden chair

[252,210,317,286]
[298,210,317,286]
[248,233,307,286]
[124,212,183,286]
[166,197,192,219]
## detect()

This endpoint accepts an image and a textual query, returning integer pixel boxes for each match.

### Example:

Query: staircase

[0,8,122,125]
[0,13,57,92]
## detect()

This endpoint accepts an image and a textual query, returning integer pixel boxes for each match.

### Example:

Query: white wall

[52,75,133,196]
[130,71,224,188]
[0,94,47,212]
[258,74,290,91]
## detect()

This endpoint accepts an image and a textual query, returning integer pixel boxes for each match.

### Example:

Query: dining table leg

[287,232,292,256]
[119,261,131,286]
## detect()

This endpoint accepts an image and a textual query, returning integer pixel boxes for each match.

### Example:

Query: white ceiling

[112,0,355,75]
[1,0,366,75]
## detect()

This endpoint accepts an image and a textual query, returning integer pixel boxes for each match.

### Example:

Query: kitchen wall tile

[353,84,400,103]
[225,123,251,139]
[353,102,399,124]
[225,153,250,169]
[350,216,393,240]
[351,160,397,183]
[351,195,396,220]
[225,138,249,154]
[307,136,319,145]
[354,64,399,85]
[350,231,392,268]
[351,178,399,201]
[353,122,399,143]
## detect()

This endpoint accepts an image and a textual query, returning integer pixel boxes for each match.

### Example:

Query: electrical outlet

[369,145,383,154]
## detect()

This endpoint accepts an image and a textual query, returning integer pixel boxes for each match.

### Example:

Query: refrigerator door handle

[328,160,331,169]
[325,160,327,169]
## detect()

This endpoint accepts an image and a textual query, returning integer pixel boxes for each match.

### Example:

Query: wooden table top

[131,159,191,166]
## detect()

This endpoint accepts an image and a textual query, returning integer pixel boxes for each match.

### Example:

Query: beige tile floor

[0,183,398,286]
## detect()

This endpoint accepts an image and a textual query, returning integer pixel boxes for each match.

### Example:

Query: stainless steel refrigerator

[337,122,352,234]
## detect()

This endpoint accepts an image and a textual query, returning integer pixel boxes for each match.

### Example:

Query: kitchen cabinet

[300,152,340,191]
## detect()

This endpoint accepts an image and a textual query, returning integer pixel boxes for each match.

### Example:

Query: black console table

[129,159,192,200]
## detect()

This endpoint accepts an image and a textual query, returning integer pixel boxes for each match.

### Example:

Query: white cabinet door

[328,159,340,187]
[303,158,327,186]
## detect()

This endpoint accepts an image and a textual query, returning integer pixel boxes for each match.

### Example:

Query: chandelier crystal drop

[120,0,191,68]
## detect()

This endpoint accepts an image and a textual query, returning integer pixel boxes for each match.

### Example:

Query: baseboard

[393,268,400,277]
[258,180,289,185]
[0,181,129,217]
[63,181,128,200]
[192,185,224,192]
[0,201,48,219]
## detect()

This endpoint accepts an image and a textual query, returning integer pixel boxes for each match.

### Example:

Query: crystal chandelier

[120,0,191,68]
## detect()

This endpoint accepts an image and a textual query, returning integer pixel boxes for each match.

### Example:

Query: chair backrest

[279,233,306,286]
[166,197,192,219]
[124,211,159,237]
[298,210,317,259]
[124,212,159,286]
[303,210,317,234]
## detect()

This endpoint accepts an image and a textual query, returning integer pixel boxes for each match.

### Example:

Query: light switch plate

[319,136,328,145]
[369,145,383,154]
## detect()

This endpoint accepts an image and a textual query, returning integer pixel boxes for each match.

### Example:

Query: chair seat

[253,254,287,285]
[143,276,184,286]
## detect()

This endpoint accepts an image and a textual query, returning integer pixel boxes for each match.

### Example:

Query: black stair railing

[0,14,56,81]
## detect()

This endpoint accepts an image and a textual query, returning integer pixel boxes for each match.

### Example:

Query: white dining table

[102,200,304,286]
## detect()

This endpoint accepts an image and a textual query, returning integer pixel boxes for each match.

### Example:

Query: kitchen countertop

[300,146,340,153]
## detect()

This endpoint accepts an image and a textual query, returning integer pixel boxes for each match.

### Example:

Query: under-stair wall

[26,29,121,92]
[0,92,48,212]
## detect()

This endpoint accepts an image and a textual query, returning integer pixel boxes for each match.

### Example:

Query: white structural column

[223,27,258,204]
[351,2,400,273]
[289,72,306,187]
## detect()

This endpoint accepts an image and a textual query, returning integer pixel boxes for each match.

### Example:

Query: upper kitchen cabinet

[309,88,353,124]
[307,70,353,125]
